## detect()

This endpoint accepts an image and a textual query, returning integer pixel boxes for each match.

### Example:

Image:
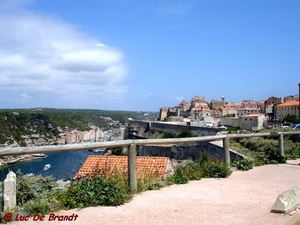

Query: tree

[177,128,196,138]
[282,115,299,124]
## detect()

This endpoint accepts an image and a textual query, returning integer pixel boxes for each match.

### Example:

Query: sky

[0,0,299,111]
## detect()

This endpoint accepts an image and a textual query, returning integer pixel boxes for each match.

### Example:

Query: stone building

[284,95,299,102]
[210,96,226,109]
[275,101,300,120]
[159,107,169,121]
[240,114,266,131]
[264,96,282,115]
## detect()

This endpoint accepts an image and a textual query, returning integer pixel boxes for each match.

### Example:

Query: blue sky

[0,0,299,111]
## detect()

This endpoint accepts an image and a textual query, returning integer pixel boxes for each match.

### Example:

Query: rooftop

[76,155,171,180]
[277,101,299,107]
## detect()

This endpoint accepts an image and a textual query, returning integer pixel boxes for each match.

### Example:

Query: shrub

[232,158,253,171]
[169,153,231,185]
[16,171,58,206]
[137,180,162,192]
[286,148,300,160]
[177,128,196,138]
[137,172,163,192]
[162,132,176,138]
[197,153,232,178]
[24,199,51,215]
[201,160,231,178]
[61,172,132,209]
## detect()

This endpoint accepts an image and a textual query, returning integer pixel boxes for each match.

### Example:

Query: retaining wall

[139,142,243,162]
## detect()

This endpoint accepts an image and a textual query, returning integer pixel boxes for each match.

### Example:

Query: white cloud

[0,1,128,109]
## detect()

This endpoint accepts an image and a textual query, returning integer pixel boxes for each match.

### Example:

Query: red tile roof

[277,101,299,107]
[76,155,170,180]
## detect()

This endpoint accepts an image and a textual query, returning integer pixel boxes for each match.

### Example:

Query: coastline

[0,154,45,167]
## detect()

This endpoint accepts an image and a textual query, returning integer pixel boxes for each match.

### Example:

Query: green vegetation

[104,146,126,155]
[15,171,59,215]
[61,173,132,208]
[162,127,197,139]
[226,126,241,133]
[282,115,299,124]
[230,134,300,170]
[167,153,231,185]
[231,158,253,171]
[0,108,158,146]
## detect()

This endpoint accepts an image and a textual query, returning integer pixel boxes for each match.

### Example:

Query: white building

[240,114,266,131]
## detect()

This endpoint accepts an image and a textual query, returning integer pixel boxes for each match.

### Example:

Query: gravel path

[8,160,300,225]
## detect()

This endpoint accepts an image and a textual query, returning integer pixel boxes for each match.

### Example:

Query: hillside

[0,108,158,147]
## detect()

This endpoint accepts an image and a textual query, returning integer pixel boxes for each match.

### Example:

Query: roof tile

[76,155,170,180]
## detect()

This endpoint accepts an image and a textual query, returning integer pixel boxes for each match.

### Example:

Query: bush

[16,171,58,206]
[201,160,231,178]
[24,199,51,215]
[232,158,253,171]
[168,153,231,185]
[162,128,196,139]
[61,173,132,209]
[137,180,162,192]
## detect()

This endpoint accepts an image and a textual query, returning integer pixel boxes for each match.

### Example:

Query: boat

[32,153,47,159]
[27,173,34,178]
[43,164,51,171]
[93,148,105,153]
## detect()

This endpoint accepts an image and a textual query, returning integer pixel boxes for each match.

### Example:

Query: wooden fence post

[128,143,137,193]
[278,133,284,157]
[223,137,230,167]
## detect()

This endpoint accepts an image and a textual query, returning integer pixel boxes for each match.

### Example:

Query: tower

[221,96,225,106]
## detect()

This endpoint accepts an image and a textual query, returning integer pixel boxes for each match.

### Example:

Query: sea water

[0,150,104,181]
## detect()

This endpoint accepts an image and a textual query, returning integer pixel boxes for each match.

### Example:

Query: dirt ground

[8,160,300,225]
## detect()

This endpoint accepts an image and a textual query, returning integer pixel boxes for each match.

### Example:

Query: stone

[4,171,16,211]
[271,186,300,215]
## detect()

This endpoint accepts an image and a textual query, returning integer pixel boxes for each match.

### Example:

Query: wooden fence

[0,131,299,192]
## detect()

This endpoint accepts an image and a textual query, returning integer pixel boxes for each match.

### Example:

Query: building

[264,96,282,116]
[178,100,191,111]
[210,96,226,109]
[159,107,168,121]
[220,114,266,130]
[284,95,299,102]
[275,101,300,120]
[265,96,282,106]
[66,130,80,144]
[191,102,210,121]
[240,114,266,131]
[241,100,258,108]
[225,102,242,109]
[219,117,240,128]
[220,107,237,117]
[236,108,261,118]
[66,129,102,144]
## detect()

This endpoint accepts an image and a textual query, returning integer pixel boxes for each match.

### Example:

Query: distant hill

[0,108,159,147]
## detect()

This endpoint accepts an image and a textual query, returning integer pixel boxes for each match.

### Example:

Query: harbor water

[0,150,104,181]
